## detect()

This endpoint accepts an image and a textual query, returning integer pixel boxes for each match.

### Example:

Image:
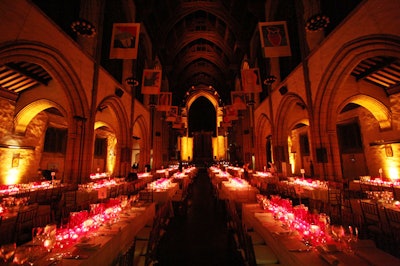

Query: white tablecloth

[30,202,156,266]
[242,203,400,266]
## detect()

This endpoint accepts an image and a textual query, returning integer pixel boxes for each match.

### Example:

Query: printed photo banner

[141,69,162,95]
[166,106,178,122]
[157,92,172,111]
[220,121,232,128]
[231,91,247,110]
[223,105,238,123]
[241,68,262,93]
[259,21,291,58]
[110,23,140,59]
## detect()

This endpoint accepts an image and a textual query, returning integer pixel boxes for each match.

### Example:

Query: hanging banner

[223,105,238,123]
[231,91,247,110]
[220,121,232,128]
[241,68,262,93]
[166,106,178,122]
[259,21,291,58]
[110,23,140,59]
[157,92,172,111]
[141,69,162,95]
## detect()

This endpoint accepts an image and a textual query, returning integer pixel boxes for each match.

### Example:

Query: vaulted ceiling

[1,0,399,108]
[134,0,266,104]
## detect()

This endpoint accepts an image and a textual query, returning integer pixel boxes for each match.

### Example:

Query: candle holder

[305,14,330,32]
[300,169,305,178]
[71,18,96,37]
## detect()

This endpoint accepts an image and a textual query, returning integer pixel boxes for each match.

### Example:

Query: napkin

[319,253,339,266]
[316,246,339,266]
[75,243,101,250]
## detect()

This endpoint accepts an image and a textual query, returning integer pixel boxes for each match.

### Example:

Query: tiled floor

[156,167,244,266]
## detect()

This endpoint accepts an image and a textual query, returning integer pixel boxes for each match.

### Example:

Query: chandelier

[305,14,330,32]
[71,18,96,37]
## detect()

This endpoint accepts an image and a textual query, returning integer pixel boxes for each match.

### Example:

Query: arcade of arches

[1,0,400,187]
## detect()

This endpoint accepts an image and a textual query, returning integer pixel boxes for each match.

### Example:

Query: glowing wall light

[212,136,227,160]
[180,136,193,161]
[5,168,20,185]
[388,167,399,181]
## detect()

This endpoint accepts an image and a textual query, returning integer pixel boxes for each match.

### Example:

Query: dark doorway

[188,96,216,136]
[193,131,213,162]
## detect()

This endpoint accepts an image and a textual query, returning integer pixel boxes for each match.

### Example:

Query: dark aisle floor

[156,167,244,266]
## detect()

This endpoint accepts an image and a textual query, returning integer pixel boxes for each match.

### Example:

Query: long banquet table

[219,178,259,203]
[242,203,400,266]
[26,202,156,266]
[152,182,179,204]
[349,180,400,200]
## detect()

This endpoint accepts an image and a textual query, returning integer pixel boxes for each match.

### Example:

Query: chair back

[360,201,381,226]
[139,190,154,203]
[15,204,39,244]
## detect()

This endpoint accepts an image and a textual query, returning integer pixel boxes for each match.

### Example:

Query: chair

[63,190,78,210]
[384,207,400,256]
[384,207,400,237]
[340,199,355,227]
[0,215,17,246]
[15,204,39,245]
[27,190,39,205]
[265,183,278,196]
[243,233,278,266]
[360,201,383,240]
[109,186,118,198]
[36,189,49,204]
[138,190,154,203]
[327,188,342,223]
[308,198,324,214]
[134,217,161,266]
[118,240,136,266]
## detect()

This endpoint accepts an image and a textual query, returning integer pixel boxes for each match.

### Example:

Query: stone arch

[0,42,89,121]
[133,114,150,172]
[275,92,308,145]
[273,92,309,167]
[186,88,221,135]
[254,113,272,169]
[316,35,400,135]
[96,96,130,148]
[314,34,400,180]
[94,121,113,131]
[337,95,391,130]
[14,99,68,134]
[186,90,219,109]
[0,41,91,181]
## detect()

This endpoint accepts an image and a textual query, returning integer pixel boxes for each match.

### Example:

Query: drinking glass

[13,246,30,265]
[0,243,16,263]
[32,227,45,245]
[43,235,56,252]
[43,224,57,252]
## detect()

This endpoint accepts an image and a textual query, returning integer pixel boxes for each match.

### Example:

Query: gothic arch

[316,34,400,135]
[274,92,309,145]
[337,95,391,130]
[0,42,89,121]
[14,99,68,134]
[254,113,272,169]
[96,96,130,148]
[314,34,400,180]
[133,114,150,171]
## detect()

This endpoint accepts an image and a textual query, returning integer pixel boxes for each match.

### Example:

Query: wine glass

[0,242,16,263]
[13,246,30,265]
[43,224,57,252]
[32,227,45,245]
[43,235,56,252]
[343,226,359,253]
